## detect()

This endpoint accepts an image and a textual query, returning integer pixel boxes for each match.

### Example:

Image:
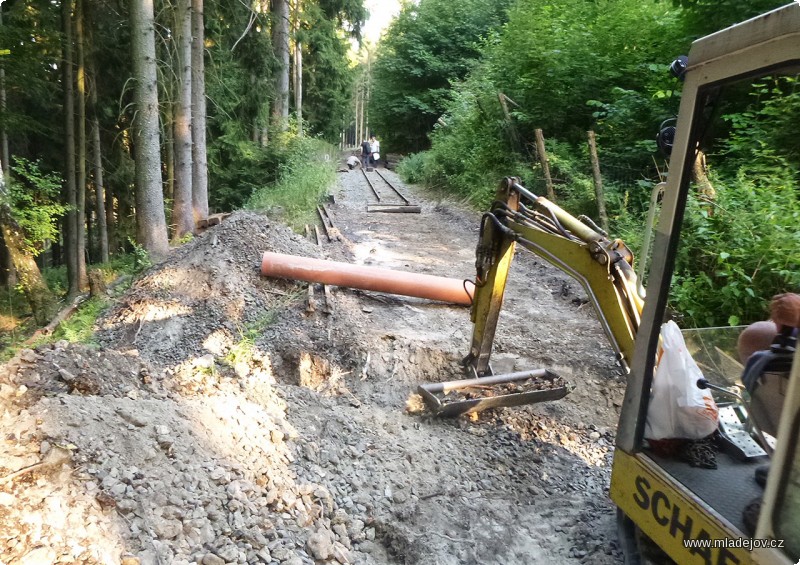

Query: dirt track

[0,165,628,564]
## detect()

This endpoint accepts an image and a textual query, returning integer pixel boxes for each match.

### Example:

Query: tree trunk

[0,9,12,287]
[171,0,194,241]
[0,173,57,325]
[587,130,608,233]
[692,150,716,200]
[271,0,290,133]
[164,103,175,203]
[106,184,116,255]
[0,8,8,179]
[62,0,79,297]
[75,0,88,287]
[534,128,555,202]
[191,0,209,224]
[90,64,109,263]
[292,0,303,137]
[130,0,170,259]
[0,232,14,288]
[294,40,302,136]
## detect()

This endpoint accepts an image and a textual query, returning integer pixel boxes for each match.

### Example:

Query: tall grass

[246,136,337,228]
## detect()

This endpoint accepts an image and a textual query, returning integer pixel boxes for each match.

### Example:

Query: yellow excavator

[452,4,799,564]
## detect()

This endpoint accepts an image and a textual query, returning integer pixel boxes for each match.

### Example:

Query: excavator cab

[610,4,800,563]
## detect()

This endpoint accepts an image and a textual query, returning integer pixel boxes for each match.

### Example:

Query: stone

[116,407,148,427]
[120,555,140,565]
[307,528,334,560]
[154,518,183,539]
[58,368,76,383]
[332,542,351,564]
[17,547,57,565]
[216,545,239,562]
[201,554,225,565]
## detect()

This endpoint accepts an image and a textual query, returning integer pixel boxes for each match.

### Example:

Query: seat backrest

[742,345,794,438]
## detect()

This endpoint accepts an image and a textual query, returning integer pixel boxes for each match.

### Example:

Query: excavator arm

[465,177,644,377]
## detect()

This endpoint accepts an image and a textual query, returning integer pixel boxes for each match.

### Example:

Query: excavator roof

[689,2,800,71]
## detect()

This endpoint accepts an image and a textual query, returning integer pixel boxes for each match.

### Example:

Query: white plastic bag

[645,321,719,440]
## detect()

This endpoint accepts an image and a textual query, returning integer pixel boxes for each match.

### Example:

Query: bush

[246,136,337,228]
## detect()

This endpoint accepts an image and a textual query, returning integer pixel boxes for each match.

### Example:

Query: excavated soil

[0,164,628,565]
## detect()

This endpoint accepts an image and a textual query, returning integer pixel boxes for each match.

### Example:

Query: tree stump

[88,270,107,297]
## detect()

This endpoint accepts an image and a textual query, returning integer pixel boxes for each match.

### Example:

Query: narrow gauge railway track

[361,169,421,213]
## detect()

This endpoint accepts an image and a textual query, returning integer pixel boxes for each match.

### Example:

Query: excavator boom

[465,177,643,379]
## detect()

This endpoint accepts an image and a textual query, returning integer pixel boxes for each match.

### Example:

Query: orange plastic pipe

[261,251,475,305]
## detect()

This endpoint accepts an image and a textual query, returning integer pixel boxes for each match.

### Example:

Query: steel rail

[361,169,382,201]
[373,169,411,205]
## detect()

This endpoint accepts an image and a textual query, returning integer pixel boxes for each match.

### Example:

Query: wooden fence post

[587,130,609,232]
[534,128,555,201]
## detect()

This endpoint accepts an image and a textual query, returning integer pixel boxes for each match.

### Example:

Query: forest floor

[0,163,629,565]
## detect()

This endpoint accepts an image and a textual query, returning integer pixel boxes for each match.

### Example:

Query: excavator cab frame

[611,5,800,564]
[460,3,799,563]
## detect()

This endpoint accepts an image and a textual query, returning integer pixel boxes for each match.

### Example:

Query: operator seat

[741,328,796,438]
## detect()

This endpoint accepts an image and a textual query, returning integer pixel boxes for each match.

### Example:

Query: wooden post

[587,130,609,232]
[534,128,555,201]
[497,92,521,151]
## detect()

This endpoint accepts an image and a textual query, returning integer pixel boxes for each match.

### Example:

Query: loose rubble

[1,173,627,564]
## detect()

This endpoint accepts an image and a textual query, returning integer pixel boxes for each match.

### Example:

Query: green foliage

[487,0,685,148]
[669,80,800,327]
[671,173,799,327]
[128,238,153,273]
[5,158,67,256]
[369,0,509,151]
[386,0,797,329]
[246,136,337,228]
[300,7,359,142]
[48,297,109,345]
[672,0,787,36]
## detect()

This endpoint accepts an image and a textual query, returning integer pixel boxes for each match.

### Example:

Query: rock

[116,407,149,427]
[332,542,351,563]
[17,547,56,565]
[201,554,225,565]
[216,545,239,562]
[58,368,76,383]
[154,518,183,539]
[121,555,140,565]
[137,551,157,565]
[307,528,334,560]
[19,349,38,363]
[589,431,601,440]
[0,384,15,399]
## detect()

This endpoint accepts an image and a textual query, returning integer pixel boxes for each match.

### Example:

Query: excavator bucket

[417,369,570,417]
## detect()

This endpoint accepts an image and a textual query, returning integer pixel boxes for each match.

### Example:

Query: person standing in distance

[360,139,372,168]
[370,135,381,168]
